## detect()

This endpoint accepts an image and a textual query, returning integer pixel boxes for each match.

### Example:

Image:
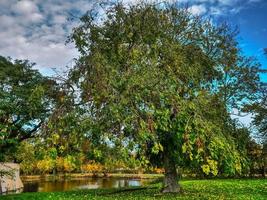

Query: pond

[22,177,150,193]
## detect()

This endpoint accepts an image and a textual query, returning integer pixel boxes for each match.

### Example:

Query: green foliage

[208,134,245,175]
[247,140,265,175]
[56,155,78,173]
[36,157,55,174]
[42,107,89,157]
[15,139,141,175]
[250,91,267,142]
[15,141,38,175]
[68,2,260,181]
[0,56,58,161]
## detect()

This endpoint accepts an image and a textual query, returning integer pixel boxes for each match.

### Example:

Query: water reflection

[23,177,147,193]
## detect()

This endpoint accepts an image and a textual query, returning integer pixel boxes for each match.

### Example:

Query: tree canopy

[69,2,261,192]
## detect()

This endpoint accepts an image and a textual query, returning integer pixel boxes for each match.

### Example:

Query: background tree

[15,140,38,175]
[247,48,267,177]
[251,48,267,142]
[0,56,58,161]
[242,48,267,177]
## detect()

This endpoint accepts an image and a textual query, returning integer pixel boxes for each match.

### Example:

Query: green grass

[1,179,266,200]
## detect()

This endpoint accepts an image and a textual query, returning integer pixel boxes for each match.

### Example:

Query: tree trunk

[161,152,181,193]
[263,144,267,178]
[53,168,56,177]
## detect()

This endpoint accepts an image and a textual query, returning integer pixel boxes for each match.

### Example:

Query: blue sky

[228,0,267,82]
[0,0,266,82]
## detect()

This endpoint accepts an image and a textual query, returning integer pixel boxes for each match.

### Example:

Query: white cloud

[53,15,66,24]
[231,109,253,127]
[189,4,207,15]
[11,0,39,14]
[0,0,90,74]
[11,0,44,24]
[0,15,15,28]
[218,0,238,5]
[210,6,222,15]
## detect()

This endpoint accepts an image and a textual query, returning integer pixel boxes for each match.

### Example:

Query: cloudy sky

[0,0,266,78]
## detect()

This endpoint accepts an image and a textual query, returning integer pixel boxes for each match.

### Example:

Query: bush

[153,167,164,174]
[20,161,37,175]
[81,161,103,174]
[36,157,54,174]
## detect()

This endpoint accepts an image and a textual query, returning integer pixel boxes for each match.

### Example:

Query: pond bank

[21,173,163,182]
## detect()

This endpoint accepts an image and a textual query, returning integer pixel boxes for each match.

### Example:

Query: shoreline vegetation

[1,179,266,200]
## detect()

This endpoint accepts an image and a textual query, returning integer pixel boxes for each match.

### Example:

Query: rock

[0,163,24,194]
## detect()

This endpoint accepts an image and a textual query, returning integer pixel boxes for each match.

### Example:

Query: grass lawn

[0,179,266,200]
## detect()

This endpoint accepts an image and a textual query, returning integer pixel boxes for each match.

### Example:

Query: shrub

[36,157,54,174]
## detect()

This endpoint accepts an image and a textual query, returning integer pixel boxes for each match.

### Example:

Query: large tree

[0,56,58,161]
[69,3,260,192]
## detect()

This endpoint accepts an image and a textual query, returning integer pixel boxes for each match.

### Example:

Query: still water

[23,177,148,193]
